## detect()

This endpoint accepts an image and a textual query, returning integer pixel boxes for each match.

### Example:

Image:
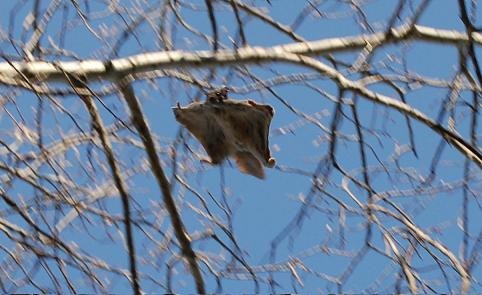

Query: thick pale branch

[0,25,480,82]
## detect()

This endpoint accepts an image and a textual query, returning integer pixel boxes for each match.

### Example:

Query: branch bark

[119,82,205,294]
[0,25,481,82]
[69,76,141,295]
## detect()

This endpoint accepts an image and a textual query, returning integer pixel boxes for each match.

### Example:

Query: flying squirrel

[173,89,276,179]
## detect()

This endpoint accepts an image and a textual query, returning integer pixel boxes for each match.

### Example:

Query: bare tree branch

[119,81,205,293]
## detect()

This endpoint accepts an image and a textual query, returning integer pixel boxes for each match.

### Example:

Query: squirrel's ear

[234,151,265,179]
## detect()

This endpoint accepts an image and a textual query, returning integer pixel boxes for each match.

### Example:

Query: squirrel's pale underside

[173,97,276,179]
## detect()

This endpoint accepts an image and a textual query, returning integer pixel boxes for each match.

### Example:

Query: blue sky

[0,0,480,293]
